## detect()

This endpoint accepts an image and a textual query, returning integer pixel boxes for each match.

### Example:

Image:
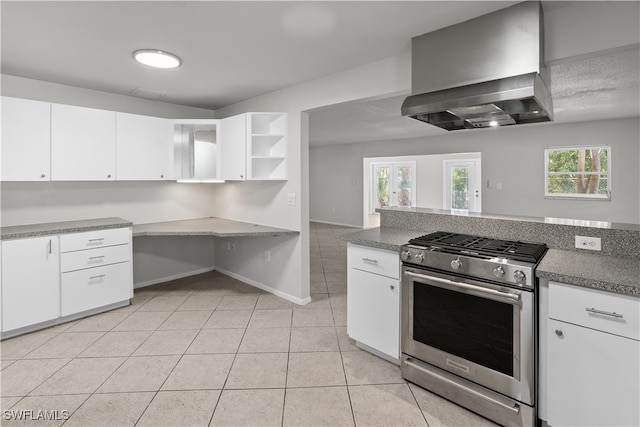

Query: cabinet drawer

[60,227,131,252]
[60,244,130,273]
[549,281,640,340]
[61,262,132,316]
[348,244,399,280]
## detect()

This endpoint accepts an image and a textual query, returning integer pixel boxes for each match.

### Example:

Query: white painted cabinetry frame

[0,227,133,339]
[544,281,640,427]
[347,243,400,363]
[51,103,117,181]
[1,97,52,181]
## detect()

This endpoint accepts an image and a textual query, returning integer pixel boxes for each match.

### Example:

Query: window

[545,145,611,200]
[371,162,416,212]
[443,160,481,212]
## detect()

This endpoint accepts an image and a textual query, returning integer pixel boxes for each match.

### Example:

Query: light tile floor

[0,222,498,426]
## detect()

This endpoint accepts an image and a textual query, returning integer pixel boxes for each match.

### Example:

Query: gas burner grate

[409,231,547,263]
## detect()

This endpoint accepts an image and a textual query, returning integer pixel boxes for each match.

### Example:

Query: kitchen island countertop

[132,217,299,238]
[342,226,640,297]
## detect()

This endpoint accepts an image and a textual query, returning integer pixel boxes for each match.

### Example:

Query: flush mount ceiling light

[132,49,181,69]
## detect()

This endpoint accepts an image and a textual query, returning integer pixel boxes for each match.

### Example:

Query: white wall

[310,118,640,226]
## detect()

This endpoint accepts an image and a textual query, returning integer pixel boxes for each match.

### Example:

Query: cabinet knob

[40,173,46,178]
[390,285,395,291]
[240,174,244,179]
[555,329,564,338]
[160,174,164,179]
[107,174,112,178]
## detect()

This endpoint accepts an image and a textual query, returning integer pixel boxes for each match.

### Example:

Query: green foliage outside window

[545,146,610,199]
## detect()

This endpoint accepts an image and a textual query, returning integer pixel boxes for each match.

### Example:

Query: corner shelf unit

[247,113,287,181]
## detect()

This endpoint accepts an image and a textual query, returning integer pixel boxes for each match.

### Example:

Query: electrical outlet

[264,250,271,262]
[575,236,601,251]
[287,193,296,206]
[230,242,236,251]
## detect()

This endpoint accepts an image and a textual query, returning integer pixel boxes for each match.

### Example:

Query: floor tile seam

[7,355,77,398]
[6,329,65,361]
[338,348,358,427]
[216,322,250,395]
[406,382,433,427]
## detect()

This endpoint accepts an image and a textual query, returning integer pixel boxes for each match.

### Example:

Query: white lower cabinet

[546,281,640,427]
[1,236,60,332]
[347,243,400,362]
[0,227,133,338]
[61,262,131,316]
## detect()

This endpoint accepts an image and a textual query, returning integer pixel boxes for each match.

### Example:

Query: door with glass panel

[372,162,416,212]
[443,160,481,212]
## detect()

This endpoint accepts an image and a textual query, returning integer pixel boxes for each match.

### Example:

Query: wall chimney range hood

[401,1,553,131]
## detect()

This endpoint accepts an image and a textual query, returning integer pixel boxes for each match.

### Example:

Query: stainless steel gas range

[400,231,547,427]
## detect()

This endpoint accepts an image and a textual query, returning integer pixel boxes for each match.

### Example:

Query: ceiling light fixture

[132,49,181,69]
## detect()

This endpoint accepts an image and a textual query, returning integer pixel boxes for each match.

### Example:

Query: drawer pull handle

[88,238,105,243]
[89,274,106,280]
[585,307,624,319]
[362,258,379,265]
[89,256,105,260]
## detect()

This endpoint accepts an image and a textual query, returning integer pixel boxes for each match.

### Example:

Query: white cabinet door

[1,236,60,332]
[219,113,247,180]
[1,97,51,181]
[116,112,171,180]
[51,103,116,180]
[347,267,400,361]
[547,319,640,427]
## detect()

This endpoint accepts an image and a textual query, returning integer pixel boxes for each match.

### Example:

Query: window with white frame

[545,145,611,200]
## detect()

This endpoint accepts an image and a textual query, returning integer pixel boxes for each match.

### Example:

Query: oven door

[402,265,535,405]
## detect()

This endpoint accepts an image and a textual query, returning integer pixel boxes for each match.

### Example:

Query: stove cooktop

[409,231,547,264]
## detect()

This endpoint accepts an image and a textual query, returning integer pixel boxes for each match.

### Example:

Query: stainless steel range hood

[401,1,553,131]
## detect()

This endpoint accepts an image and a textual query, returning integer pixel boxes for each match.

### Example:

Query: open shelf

[248,113,287,180]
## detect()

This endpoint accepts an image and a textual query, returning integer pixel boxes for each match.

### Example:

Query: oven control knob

[401,251,412,261]
[414,252,425,263]
[493,266,505,278]
[450,258,462,270]
[513,270,526,284]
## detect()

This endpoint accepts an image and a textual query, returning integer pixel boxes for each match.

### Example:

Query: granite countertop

[537,249,640,296]
[132,217,300,238]
[1,217,133,240]
[342,226,640,297]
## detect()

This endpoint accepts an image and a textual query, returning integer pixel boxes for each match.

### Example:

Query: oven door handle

[404,270,521,305]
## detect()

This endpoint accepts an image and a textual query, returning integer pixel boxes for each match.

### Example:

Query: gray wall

[310,117,640,227]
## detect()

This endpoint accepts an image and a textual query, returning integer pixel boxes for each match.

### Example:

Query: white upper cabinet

[116,112,171,180]
[51,103,116,181]
[217,112,288,181]
[219,113,247,181]
[1,96,51,181]
[247,113,287,180]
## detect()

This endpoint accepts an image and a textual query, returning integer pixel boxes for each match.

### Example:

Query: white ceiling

[2,1,639,147]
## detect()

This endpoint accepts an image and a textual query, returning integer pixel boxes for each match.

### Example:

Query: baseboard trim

[134,266,216,289]
[310,219,362,229]
[213,267,311,306]
[134,266,311,306]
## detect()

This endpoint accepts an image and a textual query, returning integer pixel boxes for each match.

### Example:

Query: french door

[371,162,416,212]
[443,160,481,212]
